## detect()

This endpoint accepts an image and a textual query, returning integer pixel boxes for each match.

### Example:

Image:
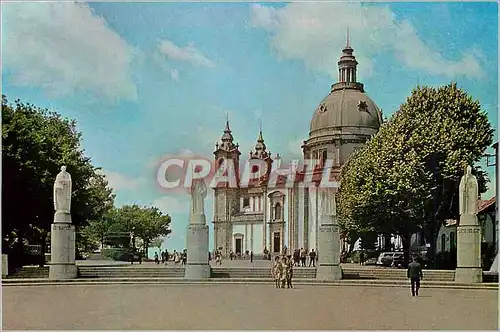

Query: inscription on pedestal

[52,224,73,231]
[457,227,480,234]
[320,226,339,232]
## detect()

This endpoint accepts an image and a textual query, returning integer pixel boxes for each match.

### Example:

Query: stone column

[50,217,77,279]
[50,166,77,280]
[185,177,210,279]
[185,214,210,279]
[2,254,8,277]
[316,189,342,280]
[263,192,267,253]
[455,166,482,283]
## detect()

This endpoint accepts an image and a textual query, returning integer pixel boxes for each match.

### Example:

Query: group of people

[154,249,187,265]
[210,249,223,265]
[271,255,294,288]
[292,248,317,267]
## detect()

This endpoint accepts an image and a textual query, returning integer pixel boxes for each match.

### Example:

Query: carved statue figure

[321,189,337,216]
[459,166,478,215]
[190,177,207,217]
[53,166,72,213]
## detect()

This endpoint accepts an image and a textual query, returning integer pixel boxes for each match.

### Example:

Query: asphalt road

[3,284,497,330]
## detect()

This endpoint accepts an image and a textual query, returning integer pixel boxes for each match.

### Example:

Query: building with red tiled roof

[437,196,497,255]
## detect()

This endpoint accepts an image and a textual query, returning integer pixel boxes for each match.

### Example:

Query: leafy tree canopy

[83,204,172,255]
[2,95,115,264]
[339,83,494,260]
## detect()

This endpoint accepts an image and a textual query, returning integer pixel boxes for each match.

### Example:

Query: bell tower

[213,119,240,257]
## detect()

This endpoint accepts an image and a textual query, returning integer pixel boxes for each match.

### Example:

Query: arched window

[321,151,328,166]
[274,202,282,220]
[441,234,446,252]
[450,232,455,249]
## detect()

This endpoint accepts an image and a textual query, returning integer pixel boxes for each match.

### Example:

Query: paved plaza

[3,284,497,330]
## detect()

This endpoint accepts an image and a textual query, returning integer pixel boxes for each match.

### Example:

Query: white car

[376,252,404,266]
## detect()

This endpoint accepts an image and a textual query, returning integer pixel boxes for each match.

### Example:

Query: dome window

[317,103,327,114]
[357,101,368,112]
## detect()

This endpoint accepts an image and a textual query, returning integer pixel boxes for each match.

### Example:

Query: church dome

[309,44,382,139]
[309,86,382,136]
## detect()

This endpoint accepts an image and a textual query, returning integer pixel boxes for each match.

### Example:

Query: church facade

[212,43,383,256]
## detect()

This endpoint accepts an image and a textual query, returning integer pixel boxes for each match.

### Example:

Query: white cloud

[153,195,190,215]
[250,3,484,80]
[158,39,216,68]
[170,69,180,81]
[98,170,145,191]
[288,138,304,159]
[2,2,138,101]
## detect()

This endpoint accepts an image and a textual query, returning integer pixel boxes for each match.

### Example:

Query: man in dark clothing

[407,256,423,296]
[309,249,317,267]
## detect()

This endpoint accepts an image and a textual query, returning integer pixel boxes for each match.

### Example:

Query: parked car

[376,252,404,267]
[391,253,406,268]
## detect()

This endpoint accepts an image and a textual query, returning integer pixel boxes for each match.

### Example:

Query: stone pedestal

[49,218,77,280]
[2,254,8,277]
[490,253,498,273]
[316,214,342,280]
[455,214,482,283]
[185,215,210,280]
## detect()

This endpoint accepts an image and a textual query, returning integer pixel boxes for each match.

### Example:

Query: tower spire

[225,112,230,131]
[337,31,358,84]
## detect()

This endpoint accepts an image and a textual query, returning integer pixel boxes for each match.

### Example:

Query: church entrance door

[273,232,281,253]
[235,238,242,254]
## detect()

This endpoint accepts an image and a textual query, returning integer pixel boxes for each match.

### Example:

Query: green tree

[151,237,164,255]
[2,96,115,267]
[98,205,172,257]
[339,83,493,264]
[132,206,172,255]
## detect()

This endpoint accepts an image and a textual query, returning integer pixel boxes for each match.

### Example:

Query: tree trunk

[39,234,47,267]
[383,233,392,251]
[424,223,438,268]
[401,233,411,266]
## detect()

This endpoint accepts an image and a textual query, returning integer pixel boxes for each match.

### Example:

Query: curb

[2,278,497,290]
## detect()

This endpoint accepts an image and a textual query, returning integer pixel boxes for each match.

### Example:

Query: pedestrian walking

[285,256,293,288]
[309,249,317,267]
[182,249,187,265]
[359,251,365,265]
[280,256,287,288]
[250,251,253,263]
[407,256,424,296]
[300,248,306,267]
[272,256,282,288]
[154,252,159,265]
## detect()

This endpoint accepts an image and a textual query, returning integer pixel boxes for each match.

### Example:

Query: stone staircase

[6,265,497,283]
[342,267,456,281]
[5,266,49,279]
[211,267,316,279]
[78,266,185,278]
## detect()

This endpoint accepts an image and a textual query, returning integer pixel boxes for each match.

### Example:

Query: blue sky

[2,2,498,254]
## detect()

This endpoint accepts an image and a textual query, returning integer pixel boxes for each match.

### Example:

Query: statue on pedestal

[321,188,337,216]
[459,166,478,216]
[53,166,72,214]
[190,177,207,218]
